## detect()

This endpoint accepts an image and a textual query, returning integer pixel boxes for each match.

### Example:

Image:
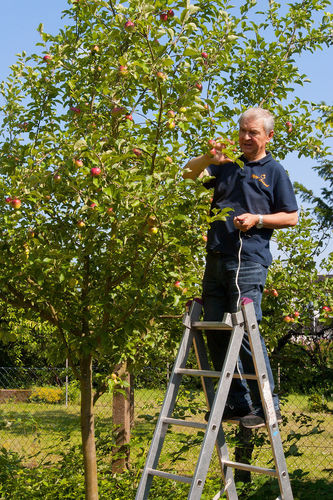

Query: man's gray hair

[239,107,274,134]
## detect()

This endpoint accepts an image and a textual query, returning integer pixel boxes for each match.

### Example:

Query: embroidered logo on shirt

[251,173,269,187]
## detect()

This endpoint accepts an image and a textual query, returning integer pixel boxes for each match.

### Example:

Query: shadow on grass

[0,407,113,436]
[245,473,333,500]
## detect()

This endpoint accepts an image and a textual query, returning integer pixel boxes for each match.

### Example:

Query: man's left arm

[234,211,298,232]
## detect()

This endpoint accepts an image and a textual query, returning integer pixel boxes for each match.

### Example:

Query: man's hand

[208,138,235,165]
[233,213,258,232]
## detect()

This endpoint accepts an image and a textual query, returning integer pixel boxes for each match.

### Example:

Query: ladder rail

[242,302,294,500]
[135,301,202,500]
[192,328,238,500]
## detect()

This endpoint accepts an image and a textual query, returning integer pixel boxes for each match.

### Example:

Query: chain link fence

[0,365,332,483]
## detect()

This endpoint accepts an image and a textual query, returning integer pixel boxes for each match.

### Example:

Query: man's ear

[267,130,274,142]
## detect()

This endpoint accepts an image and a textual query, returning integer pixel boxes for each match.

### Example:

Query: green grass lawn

[0,389,332,492]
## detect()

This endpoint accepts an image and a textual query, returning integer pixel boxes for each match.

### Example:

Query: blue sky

[0,0,332,261]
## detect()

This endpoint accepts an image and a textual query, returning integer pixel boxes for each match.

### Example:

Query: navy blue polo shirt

[203,152,298,267]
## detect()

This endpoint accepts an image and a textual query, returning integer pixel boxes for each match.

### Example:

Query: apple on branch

[73,158,83,168]
[124,20,135,32]
[70,106,81,114]
[133,148,142,157]
[125,114,133,121]
[119,65,128,76]
[10,198,21,210]
[54,173,61,183]
[77,220,86,228]
[195,82,203,91]
[43,54,52,63]
[156,71,167,81]
[90,167,101,177]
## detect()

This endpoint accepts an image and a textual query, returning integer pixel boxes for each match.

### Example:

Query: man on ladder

[183,107,298,429]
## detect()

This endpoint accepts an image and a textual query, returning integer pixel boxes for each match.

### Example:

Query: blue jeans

[202,253,279,413]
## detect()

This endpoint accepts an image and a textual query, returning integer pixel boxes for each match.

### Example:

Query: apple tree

[261,209,332,391]
[0,0,332,497]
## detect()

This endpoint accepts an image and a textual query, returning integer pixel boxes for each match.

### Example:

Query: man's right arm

[183,150,233,180]
[182,154,212,180]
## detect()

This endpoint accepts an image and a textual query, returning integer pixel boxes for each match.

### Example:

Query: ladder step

[176,368,258,380]
[163,417,206,430]
[192,321,232,330]
[223,460,277,477]
[176,368,221,377]
[146,468,192,484]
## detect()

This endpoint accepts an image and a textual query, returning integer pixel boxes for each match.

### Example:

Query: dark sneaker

[241,409,282,429]
[205,405,250,423]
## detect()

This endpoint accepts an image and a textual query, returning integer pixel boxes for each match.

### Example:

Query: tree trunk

[112,362,134,472]
[80,354,99,500]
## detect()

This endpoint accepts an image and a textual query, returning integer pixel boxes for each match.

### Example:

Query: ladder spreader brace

[135,298,293,500]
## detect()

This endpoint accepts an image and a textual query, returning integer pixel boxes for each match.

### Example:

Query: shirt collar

[240,151,272,166]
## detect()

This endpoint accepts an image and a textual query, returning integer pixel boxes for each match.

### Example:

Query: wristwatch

[256,214,264,229]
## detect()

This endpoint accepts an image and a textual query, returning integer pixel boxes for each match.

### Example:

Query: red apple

[90,203,97,209]
[167,110,175,117]
[73,158,83,167]
[264,289,270,295]
[77,220,85,228]
[195,82,203,91]
[107,207,113,213]
[174,281,182,288]
[160,12,168,22]
[125,114,133,121]
[208,139,217,148]
[323,306,331,312]
[43,54,52,62]
[10,198,21,209]
[54,173,61,183]
[111,106,126,116]
[201,52,208,59]
[179,106,187,113]
[124,20,135,31]
[165,156,173,163]
[148,226,158,234]
[294,311,300,317]
[147,215,157,226]
[156,71,167,81]
[5,197,12,203]
[90,167,101,176]
[92,45,100,52]
[167,121,176,130]
[271,289,279,297]
[283,316,292,323]
[286,121,292,133]
[70,106,81,114]
[119,65,128,76]
[133,148,142,157]
[167,9,174,17]
[202,234,208,242]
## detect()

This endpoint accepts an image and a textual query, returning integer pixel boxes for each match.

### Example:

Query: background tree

[0,0,332,497]
[262,210,332,393]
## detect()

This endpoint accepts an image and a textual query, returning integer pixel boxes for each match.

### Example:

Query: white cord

[235,229,243,380]
[235,229,243,311]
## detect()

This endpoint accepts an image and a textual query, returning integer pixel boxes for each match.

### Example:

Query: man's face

[238,117,274,161]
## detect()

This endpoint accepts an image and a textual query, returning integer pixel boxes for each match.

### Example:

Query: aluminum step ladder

[135,297,293,500]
